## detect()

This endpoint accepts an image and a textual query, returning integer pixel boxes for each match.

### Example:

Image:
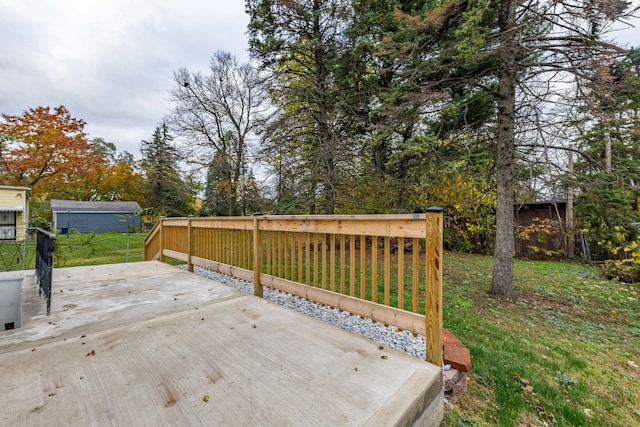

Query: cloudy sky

[1,1,638,159]
[0,0,250,156]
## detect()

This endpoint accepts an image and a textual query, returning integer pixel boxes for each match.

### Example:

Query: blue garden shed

[51,200,141,234]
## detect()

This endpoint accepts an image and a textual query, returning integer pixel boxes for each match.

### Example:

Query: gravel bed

[187,265,427,361]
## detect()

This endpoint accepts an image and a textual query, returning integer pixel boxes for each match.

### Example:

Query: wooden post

[159,217,165,263]
[425,207,444,367]
[187,217,194,272]
[253,213,264,298]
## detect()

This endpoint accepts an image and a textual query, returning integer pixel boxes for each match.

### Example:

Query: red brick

[443,342,472,373]
[442,328,472,373]
[442,328,462,346]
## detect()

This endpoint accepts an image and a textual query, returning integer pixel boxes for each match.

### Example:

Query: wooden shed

[515,200,567,257]
[51,200,141,234]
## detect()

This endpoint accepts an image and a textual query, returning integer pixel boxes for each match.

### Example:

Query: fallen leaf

[86,350,95,356]
[521,385,534,395]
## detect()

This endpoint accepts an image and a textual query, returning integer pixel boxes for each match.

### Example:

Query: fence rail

[35,229,56,315]
[144,210,444,366]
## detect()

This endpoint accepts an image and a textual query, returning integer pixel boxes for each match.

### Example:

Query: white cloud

[0,0,249,156]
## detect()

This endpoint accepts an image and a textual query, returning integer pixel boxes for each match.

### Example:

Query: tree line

[1,0,638,294]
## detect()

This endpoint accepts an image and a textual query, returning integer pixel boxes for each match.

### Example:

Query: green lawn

[442,253,640,426]
[0,232,148,270]
[53,232,147,267]
[11,232,639,425]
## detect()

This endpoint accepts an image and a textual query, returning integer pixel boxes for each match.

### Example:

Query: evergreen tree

[140,124,194,217]
[397,0,635,295]
[341,0,635,294]
[574,51,640,255]
[201,151,234,216]
[246,0,353,214]
[337,0,497,211]
[238,167,264,216]
[201,152,265,216]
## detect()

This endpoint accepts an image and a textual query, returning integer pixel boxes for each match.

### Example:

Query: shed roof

[515,200,568,210]
[51,200,141,213]
[0,185,31,192]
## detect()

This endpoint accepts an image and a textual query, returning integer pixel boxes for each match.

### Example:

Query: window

[0,211,17,240]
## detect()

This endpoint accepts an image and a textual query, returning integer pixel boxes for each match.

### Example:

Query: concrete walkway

[0,262,443,426]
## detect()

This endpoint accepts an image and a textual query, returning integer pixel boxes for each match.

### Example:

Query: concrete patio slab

[0,261,443,426]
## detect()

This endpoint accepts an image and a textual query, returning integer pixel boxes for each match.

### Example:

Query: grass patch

[0,239,38,271]
[53,232,147,267]
[442,253,640,427]
[0,231,150,270]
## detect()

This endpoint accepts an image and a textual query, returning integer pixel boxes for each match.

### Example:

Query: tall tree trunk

[604,131,612,173]
[313,0,336,215]
[323,151,336,214]
[225,161,236,216]
[566,145,575,258]
[491,0,517,297]
[397,155,410,209]
[373,139,387,179]
[309,179,319,215]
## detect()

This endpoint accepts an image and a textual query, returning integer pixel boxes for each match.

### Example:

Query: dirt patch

[512,292,580,314]
[500,291,631,328]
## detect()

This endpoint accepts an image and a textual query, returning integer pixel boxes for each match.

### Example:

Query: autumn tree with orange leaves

[0,106,144,203]
[0,106,95,197]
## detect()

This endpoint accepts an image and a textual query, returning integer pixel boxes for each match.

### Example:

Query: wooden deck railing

[144,209,444,366]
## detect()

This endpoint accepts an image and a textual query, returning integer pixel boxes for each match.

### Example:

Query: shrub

[602,240,640,283]
[516,217,564,258]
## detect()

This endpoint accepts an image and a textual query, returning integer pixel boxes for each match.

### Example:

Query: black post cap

[425,206,444,213]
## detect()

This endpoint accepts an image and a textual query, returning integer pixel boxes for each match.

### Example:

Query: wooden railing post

[425,207,444,367]
[187,216,194,272]
[159,217,165,263]
[253,213,264,298]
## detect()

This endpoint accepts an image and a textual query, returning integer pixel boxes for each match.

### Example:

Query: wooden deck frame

[144,211,443,366]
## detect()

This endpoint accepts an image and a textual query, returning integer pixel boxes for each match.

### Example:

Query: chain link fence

[0,228,38,272]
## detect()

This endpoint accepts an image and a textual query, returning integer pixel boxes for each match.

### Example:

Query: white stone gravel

[187,265,427,360]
